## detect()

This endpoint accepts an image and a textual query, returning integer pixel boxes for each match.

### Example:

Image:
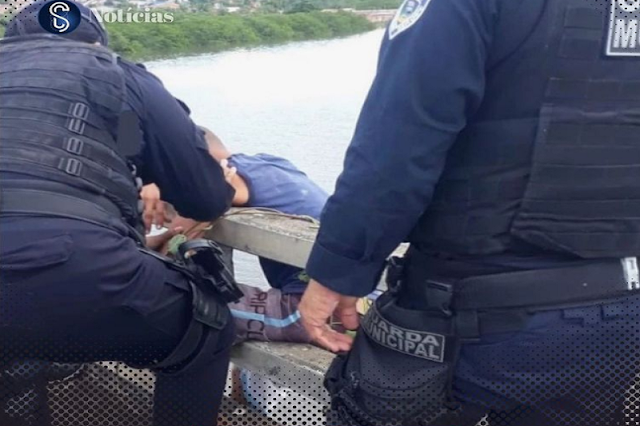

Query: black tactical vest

[0,35,142,230]
[410,0,640,259]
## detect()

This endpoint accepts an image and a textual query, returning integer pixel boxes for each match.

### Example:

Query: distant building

[321,8,355,13]
[92,5,119,12]
[149,0,180,9]
[129,0,156,7]
[352,9,396,24]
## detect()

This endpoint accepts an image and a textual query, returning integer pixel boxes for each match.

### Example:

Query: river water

[147,29,385,285]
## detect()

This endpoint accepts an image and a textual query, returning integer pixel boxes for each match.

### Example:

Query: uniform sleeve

[306,0,498,296]
[126,65,234,221]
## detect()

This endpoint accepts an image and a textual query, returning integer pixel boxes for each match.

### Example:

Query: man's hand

[141,184,166,232]
[145,225,184,252]
[299,279,359,353]
[220,159,238,185]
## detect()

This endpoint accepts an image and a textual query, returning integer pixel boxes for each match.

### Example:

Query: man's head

[197,126,249,206]
[5,0,108,46]
[199,126,232,161]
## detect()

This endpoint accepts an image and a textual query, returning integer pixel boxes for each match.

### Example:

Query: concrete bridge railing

[205,208,406,423]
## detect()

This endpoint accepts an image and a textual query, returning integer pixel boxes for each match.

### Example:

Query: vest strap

[1,130,130,177]
[0,188,127,233]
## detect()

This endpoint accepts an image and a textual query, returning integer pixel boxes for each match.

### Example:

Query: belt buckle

[64,137,84,155]
[386,256,405,294]
[58,157,83,176]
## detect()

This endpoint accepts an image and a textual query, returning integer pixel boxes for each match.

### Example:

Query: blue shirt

[228,153,327,218]
[228,153,328,294]
[305,0,511,296]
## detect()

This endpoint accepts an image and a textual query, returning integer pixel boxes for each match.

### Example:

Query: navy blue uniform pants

[0,217,234,426]
[451,293,640,425]
[327,289,640,426]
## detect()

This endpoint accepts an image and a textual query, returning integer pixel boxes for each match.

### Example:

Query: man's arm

[300,0,498,351]
[124,62,235,222]
[307,0,497,297]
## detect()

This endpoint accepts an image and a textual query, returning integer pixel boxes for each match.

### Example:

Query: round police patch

[388,0,433,40]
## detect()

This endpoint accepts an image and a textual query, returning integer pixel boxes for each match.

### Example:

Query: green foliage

[265,0,403,12]
[285,0,319,13]
[189,0,212,12]
[285,0,402,11]
[105,11,374,61]
[346,0,403,10]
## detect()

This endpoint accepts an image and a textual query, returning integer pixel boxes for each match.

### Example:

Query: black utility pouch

[324,291,461,426]
[176,239,244,304]
[139,239,242,331]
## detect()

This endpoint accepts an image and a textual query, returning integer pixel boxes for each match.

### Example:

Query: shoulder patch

[388,0,433,40]
[607,0,640,56]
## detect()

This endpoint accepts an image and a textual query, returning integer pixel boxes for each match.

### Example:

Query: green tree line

[183,0,402,13]
[0,11,374,60]
[278,0,402,12]
[105,11,374,60]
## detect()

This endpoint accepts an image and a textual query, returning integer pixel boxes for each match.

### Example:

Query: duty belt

[379,250,640,342]
[453,259,638,310]
[393,250,640,310]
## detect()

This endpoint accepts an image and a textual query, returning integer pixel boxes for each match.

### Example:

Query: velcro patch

[361,303,446,362]
[607,0,640,56]
[388,0,433,40]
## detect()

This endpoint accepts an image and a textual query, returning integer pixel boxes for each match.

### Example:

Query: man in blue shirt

[146,126,329,342]
[0,3,235,425]
[300,0,640,425]
[206,127,328,295]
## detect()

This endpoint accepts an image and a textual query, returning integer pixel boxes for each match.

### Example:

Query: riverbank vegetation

[256,0,402,13]
[0,7,378,61]
[157,0,402,14]
[104,11,374,60]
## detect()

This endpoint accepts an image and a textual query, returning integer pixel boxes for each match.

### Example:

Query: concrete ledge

[206,208,407,279]
[204,210,407,415]
[230,341,334,402]
[206,209,318,268]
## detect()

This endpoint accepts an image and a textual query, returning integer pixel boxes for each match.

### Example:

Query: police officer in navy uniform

[300,0,640,425]
[0,2,237,425]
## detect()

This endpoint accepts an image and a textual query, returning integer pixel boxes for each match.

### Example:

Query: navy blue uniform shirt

[1,59,234,221]
[0,57,235,318]
[306,0,589,297]
[121,59,234,220]
[306,0,502,296]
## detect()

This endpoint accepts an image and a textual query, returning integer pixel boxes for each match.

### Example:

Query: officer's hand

[299,279,359,353]
[141,184,167,232]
